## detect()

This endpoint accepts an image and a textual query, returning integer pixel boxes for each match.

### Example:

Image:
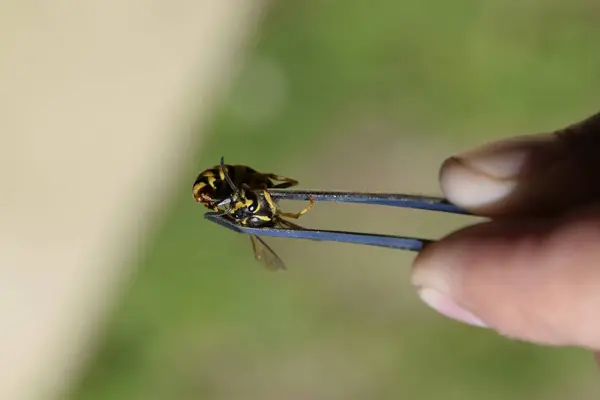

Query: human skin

[410,111,600,365]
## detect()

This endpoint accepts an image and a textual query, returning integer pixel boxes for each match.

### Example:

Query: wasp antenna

[220,156,238,192]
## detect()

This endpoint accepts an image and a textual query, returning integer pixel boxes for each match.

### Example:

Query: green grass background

[69,1,600,399]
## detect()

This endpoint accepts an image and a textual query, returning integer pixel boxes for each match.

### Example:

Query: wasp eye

[248,203,256,212]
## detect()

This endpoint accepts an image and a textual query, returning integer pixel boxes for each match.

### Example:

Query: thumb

[438,111,600,217]
[411,204,600,350]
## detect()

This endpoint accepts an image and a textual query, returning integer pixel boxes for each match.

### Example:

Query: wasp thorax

[231,192,259,219]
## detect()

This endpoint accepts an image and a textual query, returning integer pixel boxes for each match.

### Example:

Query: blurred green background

[69,1,600,399]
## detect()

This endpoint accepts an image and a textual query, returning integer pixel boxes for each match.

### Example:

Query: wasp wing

[276,218,304,230]
[249,235,286,271]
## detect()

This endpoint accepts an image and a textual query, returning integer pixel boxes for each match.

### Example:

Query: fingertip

[439,156,519,212]
[411,208,600,350]
[440,112,600,217]
[416,287,489,328]
[411,227,489,328]
[411,237,457,293]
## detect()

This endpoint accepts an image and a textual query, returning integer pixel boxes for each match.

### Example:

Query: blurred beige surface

[0,1,264,399]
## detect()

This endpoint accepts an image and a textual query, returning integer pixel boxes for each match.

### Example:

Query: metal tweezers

[204,189,473,252]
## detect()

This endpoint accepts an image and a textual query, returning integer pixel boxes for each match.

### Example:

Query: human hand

[411,111,600,365]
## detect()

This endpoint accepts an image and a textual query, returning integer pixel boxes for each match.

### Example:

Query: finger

[440,111,600,217]
[411,204,600,350]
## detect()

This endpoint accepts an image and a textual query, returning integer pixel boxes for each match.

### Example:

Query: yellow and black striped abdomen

[193,164,275,209]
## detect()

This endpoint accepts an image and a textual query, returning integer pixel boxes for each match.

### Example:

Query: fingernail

[441,143,531,209]
[418,288,488,328]
[465,141,535,175]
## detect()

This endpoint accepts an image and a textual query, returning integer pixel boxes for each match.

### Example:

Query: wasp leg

[262,188,313,219]
[278,195,315,219]
[262,189,279,215]
[199,193,219,211]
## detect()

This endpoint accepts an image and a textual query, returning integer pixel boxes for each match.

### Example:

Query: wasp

[193,159,300,211]
[199,157,314,271]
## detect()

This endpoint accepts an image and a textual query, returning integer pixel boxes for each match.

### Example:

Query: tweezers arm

[204,212,431,252]
[267,189,469,215]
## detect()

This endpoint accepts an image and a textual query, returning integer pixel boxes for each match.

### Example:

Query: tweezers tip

[204,212,244,233]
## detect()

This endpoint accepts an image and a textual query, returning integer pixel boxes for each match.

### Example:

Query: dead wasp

[208,157,314,271]
[192,158,300,211]
[202,160,473,258]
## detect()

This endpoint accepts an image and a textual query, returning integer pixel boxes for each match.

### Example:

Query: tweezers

[204,189,473,252]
